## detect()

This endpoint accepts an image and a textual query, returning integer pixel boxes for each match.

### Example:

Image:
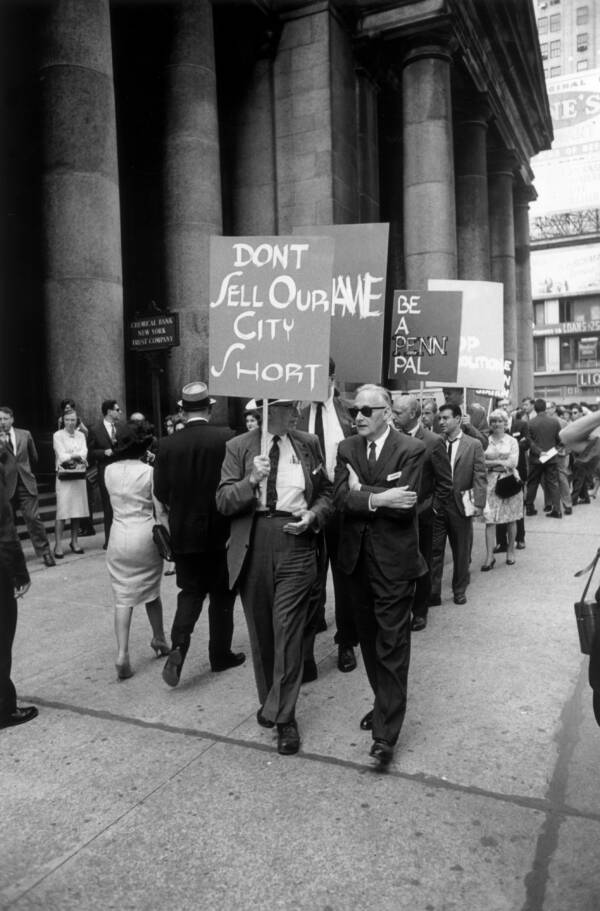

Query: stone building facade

[1,0,552,433]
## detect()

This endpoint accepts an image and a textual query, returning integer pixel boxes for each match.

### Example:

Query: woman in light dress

[53,410,88,557]
[481,408,523,570]
[105,424,170,680]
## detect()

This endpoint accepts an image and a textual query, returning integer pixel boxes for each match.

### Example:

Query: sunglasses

[348,405,386,419]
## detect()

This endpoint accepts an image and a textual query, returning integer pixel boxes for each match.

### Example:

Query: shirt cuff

[368,494,377,512]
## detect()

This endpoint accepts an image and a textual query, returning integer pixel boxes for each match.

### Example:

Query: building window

[559,299,574,322]
[534,302,545,325]
[551,65,562,76]
[540,42,548,59]
[560,339,575,370]
[538,16,548,32]
[576,6,589,24]
[550,13,561,30]
[535,338,546,371]
[577,33,589,51]
[550,39,561,57]
[577,59,589,70]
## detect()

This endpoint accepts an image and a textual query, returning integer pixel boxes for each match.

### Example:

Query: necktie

[4,433,14,454]
[110,423,117,444]
[266,435,280,511]
[446,439,454,472]
[314,402,325,459]
[368,441,377,464]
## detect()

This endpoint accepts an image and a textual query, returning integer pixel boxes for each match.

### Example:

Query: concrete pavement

[2,497,600,910]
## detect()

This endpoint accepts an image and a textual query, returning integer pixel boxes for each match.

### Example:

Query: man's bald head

[391,394,420,431]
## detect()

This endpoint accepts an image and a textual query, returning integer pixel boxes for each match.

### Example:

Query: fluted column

[402,44,457,286]
[514,185,536,399]
[488,151,519,397]
[164,0,222,396]
[455,101,491,280]
[40,0,124,420]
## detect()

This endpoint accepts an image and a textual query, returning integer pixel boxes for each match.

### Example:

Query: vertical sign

[293,223,389,382]
[387,290,462,383]
[209,236,333,401]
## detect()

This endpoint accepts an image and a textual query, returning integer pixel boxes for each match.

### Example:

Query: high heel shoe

[506,556,516,565]
[54,549,64,559]
[115,660,133,680]
[69,542,84,555]
[150,636,170,658]
[480,558,496,572]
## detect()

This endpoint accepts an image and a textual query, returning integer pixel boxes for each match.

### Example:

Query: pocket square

[387,471,402,481]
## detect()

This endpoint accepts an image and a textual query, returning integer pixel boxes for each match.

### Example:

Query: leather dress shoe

[257,707,275,729]
[493,544,507,554]
[453,594,467,605]
[546,510,562,519]
[302,658,318,683]
[360,709,373,731]
[516,542,526,550]
[411,616,427,632]
[162,648,183,687]
[42,553,56,567]
[370,738,394,767]
[210,652,246,672]
[337,645,357,673]
[564,507,573,515]
[0,705,38,729]
[525,507,537,516]
[428,593,442,607]
[277,720,300,755]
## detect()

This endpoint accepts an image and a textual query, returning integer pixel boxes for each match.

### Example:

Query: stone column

[40,0,124,421]
[514,185,536,399]
[488,151,519,397]
[402,44,457,287]
[164,0,222,396]
[455,101,491,280]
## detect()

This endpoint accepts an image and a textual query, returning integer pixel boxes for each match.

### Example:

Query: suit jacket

[154,421,234,555]
[87,421,118,476]
[216,428,333,587]
[447,433,487,515]
[412,425,453,514]
[0,448,29,586]
[334,429,427,580]
[2,429,39,499]
[527,412,562,463]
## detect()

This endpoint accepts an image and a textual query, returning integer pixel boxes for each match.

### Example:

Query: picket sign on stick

[260,400,269,506]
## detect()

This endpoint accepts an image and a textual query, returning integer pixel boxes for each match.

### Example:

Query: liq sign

[388,290,462,384]
[208,236,333,401]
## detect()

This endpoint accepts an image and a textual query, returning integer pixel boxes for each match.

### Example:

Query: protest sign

[293,223,389,382]
[209,236,333,401]
[387,290,461,384]
[428,279,504,391]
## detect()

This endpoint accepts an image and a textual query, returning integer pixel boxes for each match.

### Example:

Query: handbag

[57,467,87,481]
[495,473,522,499]
[574,548,600,655]
[152,524,173,562]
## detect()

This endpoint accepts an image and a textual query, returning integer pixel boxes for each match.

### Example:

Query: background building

[1,0,552,440]
[531,0,600,403]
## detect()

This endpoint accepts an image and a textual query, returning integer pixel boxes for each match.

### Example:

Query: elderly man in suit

[390,394,453,632]
[429,403,487,606]
[154,382,244,687]
[87,399,123,548]
[334,384,426,767]
[524,398,563,519]
[0,406,54,567]
[296,357,358,676]
[217,398,333,756]
[0,441,38,729]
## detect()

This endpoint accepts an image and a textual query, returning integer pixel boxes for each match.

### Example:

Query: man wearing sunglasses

[87,399,123,548]
[217,398,333,756]
[334,384,427,767]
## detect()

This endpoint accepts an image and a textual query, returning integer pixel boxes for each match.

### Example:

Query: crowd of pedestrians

[1,385,599,755]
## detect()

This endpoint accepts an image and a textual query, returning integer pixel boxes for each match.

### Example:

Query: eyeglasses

[348,405,386,419]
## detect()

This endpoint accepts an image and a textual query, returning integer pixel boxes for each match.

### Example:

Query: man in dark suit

[0,441,38,729]
[429,403,487,606]
[87,399,122,548]
[154,382,244,687]
[217,399,333,756]
[334,384,426,767]
[296,358,358,675]
[525,398,562,519]
[391,394,453,632]
[0,406,55,567]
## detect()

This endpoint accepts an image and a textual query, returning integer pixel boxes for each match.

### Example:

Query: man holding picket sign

[216,399,333,755]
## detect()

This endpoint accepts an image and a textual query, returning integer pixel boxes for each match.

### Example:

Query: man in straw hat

[154,382,245,687]
[217,398,333,755]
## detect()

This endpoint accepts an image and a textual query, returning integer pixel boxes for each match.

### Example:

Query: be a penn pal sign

[128,313,180,351]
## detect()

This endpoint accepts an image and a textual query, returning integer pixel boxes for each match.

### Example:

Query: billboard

[531,243,600,296]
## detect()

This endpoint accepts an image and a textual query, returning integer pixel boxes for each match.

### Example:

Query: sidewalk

[2,498,600,911]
